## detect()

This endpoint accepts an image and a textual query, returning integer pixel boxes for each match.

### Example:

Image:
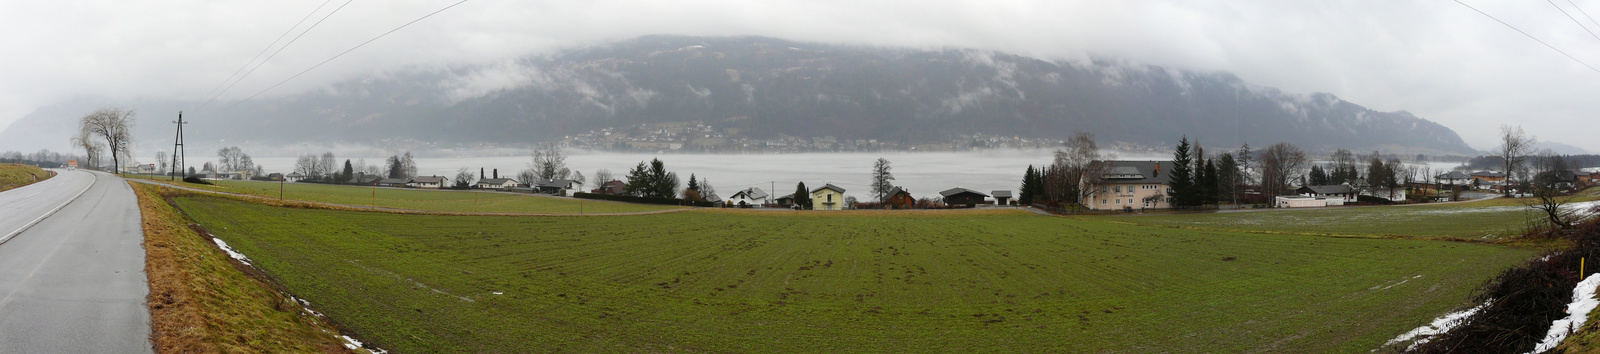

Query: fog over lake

[153,149,1480,202]
[232,150,1100,201]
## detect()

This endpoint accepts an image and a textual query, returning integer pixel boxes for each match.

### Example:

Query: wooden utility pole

[170,112,187,180]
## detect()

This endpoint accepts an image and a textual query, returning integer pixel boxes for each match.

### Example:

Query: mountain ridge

[0,35,1478,155]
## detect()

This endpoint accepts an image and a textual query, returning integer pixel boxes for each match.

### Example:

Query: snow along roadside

[1529,273,1600,353]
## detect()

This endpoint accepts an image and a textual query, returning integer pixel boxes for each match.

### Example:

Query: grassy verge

[126,175,681,214]
[1117,195,1599,241]
[0,163,52,192]
[173,195,1534,352]
[131,182,349,352]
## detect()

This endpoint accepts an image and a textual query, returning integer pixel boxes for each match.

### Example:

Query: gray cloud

[3,0,1598,151]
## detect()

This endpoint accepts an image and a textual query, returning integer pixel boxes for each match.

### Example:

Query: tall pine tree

[1169,136,1195,208]
[1202,159,1219,205]
[794,182,812,210]
[1020,165,1036,205]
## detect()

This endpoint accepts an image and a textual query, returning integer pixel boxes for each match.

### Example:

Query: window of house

[1102,199,1107,205]
[1114,186,1121,193]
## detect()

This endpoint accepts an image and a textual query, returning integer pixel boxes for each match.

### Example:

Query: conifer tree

[1169,136,1195,208]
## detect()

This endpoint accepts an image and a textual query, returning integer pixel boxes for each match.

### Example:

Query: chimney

[493,169,498,179]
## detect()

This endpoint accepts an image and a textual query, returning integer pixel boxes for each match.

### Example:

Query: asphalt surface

[0,170,151,353]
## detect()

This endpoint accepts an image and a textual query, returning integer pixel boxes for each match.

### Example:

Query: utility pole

[170,112,187,181]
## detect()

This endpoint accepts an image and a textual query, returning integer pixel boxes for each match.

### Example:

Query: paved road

[0,170,151,353]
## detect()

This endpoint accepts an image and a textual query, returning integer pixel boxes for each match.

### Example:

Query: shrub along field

[173,195,1533,352]
[130,176,681,214]
[0,163,51,192]
[1119,195,1600,240]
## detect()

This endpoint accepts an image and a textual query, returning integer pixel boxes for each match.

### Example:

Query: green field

[1119,196,1599,240]
[173,195,1534,352]
[131,176,681,214]
[0,163,51,192]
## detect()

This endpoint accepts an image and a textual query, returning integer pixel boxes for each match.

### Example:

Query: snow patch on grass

[1385,301,1491,350]
[210,236,252,266]
[1530,273,1600,353]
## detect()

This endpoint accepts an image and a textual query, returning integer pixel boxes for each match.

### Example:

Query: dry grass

[0,163,51,192]
[132,181,350,353]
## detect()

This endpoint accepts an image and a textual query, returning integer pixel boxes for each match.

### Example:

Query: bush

[182,175,213,185]
[1356,195,1393,205]
[574,192,713,207]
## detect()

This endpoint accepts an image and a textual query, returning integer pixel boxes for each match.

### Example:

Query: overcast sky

[2,0,1597,152]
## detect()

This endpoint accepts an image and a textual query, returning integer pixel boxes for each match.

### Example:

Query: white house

[410,176,446,189]
[537,179,583,195]
[1276,196,1335,208]
[727,187,768,207]
[476,178,518,190]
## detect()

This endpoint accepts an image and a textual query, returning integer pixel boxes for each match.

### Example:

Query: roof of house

[940,187,989,198]
[378,178,410,184]
[477,178,516,185]
[811,184,845,194]
[1299,185,1358,195]
[1091,160,1175,184]
[1436,171,1470,179]
[732,187,768,200]
[888,187,910,196]
[356,175,382,183]
[412,176,446,184]
[1471,171,1506,177]
[774,193,795,201]
[991,190,1013,198]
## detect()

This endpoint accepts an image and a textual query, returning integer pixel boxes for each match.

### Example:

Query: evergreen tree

[794,182,812,210]
[1309,165,1329,186]
[341,159,354,184]
[688,174,699,190]
[1168,136,1195,208]
[1019,165,1036,205]
[1218,153,1238,205]
[1202,159,1219,205]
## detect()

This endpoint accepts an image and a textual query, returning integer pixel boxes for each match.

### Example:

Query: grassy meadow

[130,176,681,214]
[1118,195,1600,240]
[0,163,51,192]
[172,195,1534,352]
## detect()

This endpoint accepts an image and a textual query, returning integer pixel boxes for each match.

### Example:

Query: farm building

[810,184,846,210]
[885,188,915,209]
[1276,196,1334,208]
[1471,171,1507,187]
[593,180,627,195]
[378,178,411,188]
[1080,160,1174,210]
[476,178,518,190]
[727,187,768,208]
[991,190,1013,205]
[1296,185,1356,205]
[774,193,795,207]
[537,180,583,195]
[939,188,989,206]
[410,176,446,189]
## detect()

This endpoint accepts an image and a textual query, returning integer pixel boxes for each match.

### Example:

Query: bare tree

[572,171,587,190]
[871,158,895,202]
[1497,125,1537,196]
[517,169,539,186]
[80,107,135,173]
[1525,150,1577,230]
[155,151,168,176]
[216,146,246,172]
[531,144,568,182]
[593,169,613,184]
[70,127,104,170]
[319,152,336,178]
[453,167,475,189]
[1055,131,1107,206]
[400,151,417,179]
[1258,142,1308,197]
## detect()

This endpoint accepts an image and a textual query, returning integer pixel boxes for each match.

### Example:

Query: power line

[1547,0,1600,42]
[211,0,470,115]
[1454,0,1600,75]
[199,0,356,111]
[1568,0,1600,33]
[196,0,335,107]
